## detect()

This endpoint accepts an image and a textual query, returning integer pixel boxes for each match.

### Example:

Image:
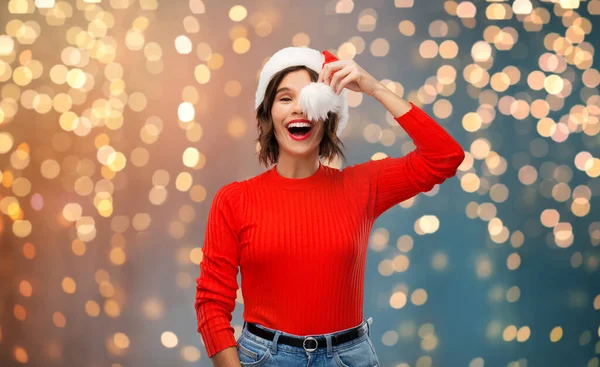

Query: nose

[291,98,304,116]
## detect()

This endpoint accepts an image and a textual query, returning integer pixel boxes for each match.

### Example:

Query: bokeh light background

[0,0,599,366]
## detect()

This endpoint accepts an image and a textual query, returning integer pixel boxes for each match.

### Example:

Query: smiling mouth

[287,126,312,136]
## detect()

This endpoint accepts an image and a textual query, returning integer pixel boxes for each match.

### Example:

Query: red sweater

[195,102,464,358]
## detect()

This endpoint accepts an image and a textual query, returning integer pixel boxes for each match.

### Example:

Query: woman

[195,47,465,367]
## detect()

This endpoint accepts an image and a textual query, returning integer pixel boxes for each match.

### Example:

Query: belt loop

[325,334,333,357]
[366,317,373,336]
[270,331,281,354]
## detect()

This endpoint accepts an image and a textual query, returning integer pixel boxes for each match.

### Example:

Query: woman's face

[271,69,324,159]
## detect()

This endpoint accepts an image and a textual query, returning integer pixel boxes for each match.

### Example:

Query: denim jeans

[235,318,380,367]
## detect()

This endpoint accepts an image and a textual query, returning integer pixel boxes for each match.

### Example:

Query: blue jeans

[236,318,380,367]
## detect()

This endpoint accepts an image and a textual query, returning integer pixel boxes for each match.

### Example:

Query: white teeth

[287,122,312,128]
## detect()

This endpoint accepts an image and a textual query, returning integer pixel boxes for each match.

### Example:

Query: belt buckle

[303,336,318,352]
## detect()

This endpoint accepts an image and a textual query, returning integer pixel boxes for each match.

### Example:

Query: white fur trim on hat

[255,46,349,137]
[255,47,323,110]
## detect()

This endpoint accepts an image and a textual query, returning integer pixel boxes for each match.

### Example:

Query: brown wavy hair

[255,65,347,168]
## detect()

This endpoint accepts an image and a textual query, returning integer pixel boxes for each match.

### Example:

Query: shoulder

[210,181,245,230]
[339,156,400,189]
[213,181,243,209]
[214,167,276,204]
[341,156,392,176]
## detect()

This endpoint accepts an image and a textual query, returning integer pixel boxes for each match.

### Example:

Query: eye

[280,97,292,102]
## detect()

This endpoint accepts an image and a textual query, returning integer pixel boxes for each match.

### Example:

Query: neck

[275,151,320,179]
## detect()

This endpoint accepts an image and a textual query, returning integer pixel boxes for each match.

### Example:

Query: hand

[317,59,380,96]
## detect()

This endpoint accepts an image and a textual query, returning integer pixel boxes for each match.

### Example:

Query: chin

[285,148,313,157]
[281,144,318,156]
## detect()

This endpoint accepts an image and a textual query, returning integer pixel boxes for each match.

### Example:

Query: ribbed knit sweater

[195,102,465,358]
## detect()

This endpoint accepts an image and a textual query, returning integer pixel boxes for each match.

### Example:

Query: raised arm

[322,59,465,220]
[367,87,465,219]
[195,181,243,360]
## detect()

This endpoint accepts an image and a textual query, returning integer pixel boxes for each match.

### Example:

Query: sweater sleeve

[347,102,465,220]
[195,181,242,358]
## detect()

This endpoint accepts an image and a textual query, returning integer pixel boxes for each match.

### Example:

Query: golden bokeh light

[175,35,192,55]
[229,5,247,22]
[390,291,408,309]
[161,331,178,348]
[550,326,563,342]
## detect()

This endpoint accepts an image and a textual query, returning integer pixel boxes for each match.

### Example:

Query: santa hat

[254,47,349,137]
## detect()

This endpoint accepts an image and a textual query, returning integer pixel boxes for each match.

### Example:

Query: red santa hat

[254,47,349,137]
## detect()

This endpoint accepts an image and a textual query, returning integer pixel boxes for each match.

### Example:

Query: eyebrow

[275,87,293,96]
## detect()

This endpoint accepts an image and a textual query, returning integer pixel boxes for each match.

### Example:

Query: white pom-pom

[336,90,348,137]
[299,82,343,121]
[299,82,349,137]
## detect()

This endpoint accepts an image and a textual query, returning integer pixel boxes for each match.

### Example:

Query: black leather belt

[246,321,368,351]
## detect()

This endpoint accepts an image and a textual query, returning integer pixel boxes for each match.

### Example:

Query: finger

[330,65,353,92]
[322,60,347,85]
[335,70,358,94]
[323,65,334,85]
